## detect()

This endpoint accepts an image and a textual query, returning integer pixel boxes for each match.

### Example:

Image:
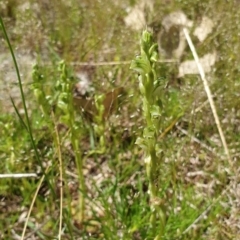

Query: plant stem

[71,134,85,221]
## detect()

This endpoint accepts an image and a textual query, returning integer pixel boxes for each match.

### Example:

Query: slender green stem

[70,122,85,221]
[0,16,44,172]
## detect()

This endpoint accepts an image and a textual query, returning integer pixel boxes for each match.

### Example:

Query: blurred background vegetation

[1,0,240,239]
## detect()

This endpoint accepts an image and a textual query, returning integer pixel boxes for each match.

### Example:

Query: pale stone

[124,0,153,30]
[162,11,193,31]
[178,52,217,78]
[194,16,214,42]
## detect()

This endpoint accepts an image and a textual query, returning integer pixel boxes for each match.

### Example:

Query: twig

[15,218,49,240]
[183,27,233,168]
[69,59,178,66]
[0,173,37,178]
[52,110,63,240]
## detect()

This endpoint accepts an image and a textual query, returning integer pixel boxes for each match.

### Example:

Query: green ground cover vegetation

[1,0,240,239]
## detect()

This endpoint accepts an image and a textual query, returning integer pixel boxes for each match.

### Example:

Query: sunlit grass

[0,0,240,239]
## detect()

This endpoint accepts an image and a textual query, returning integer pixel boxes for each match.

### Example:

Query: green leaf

[150,105,162,119]
[130,56,151,74]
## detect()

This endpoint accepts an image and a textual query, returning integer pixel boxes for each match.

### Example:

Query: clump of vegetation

[1,0,240,239]
[131,30,183,239]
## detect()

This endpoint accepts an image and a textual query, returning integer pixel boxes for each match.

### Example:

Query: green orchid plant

[131,30,183,239]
